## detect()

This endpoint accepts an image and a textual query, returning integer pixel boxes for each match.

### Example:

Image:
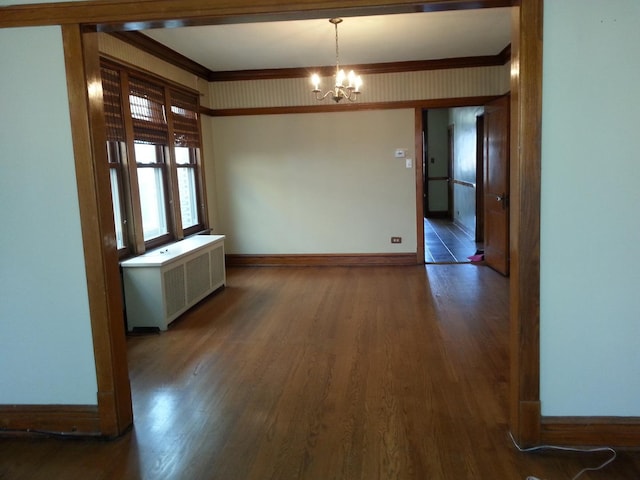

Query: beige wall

[212,110,416,254]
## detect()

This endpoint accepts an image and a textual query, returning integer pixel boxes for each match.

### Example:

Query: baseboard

[226,253,418,267]
[0,404,101,437]
[541,416,640,447]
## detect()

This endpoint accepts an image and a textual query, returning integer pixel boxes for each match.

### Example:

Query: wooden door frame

[0,0,542,445]
[475,114,485,243]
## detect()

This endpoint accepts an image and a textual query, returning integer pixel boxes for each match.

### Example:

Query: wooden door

[483,95,510,275]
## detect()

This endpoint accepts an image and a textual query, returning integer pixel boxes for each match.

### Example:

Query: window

[135,143,170,242]
[107,142,127,250]
[101,66,128,251]
[175,146,200,230]
[170,89,203,235]
[101,62,207,256]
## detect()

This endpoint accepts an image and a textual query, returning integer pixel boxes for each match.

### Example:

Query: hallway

[424,217,481,263]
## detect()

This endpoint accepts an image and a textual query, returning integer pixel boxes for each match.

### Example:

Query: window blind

[170,90,200,148]
[128,77,169,145]
[100,66,126,143]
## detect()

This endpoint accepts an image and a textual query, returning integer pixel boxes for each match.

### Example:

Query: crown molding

[109,31,211,79]
[208,52,510,82]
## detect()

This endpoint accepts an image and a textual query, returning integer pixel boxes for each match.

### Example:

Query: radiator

[121,235,226,331]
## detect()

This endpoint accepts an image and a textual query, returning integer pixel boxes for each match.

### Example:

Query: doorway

[422,106,485,264]
[63,1,543,445]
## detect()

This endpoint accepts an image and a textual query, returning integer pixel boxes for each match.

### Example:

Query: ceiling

[142,7,513,73]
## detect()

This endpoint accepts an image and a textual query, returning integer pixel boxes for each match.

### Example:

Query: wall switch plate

[394,149,406,158]
[405,158,413,168]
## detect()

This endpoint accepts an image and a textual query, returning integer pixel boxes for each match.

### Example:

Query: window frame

[106,140,128,251]
[175,146,204,237]
[100,59,208,257]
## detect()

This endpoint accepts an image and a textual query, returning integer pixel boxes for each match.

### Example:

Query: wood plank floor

[424,218,481,264]
[1,265,639,479]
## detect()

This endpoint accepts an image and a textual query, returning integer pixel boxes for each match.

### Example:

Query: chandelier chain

[334,20,340,74]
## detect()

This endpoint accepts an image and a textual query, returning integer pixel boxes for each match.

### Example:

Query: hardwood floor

[424,218,481,264]
[1,265,639,479]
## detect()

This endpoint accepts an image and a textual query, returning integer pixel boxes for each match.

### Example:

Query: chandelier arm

[315,90,336,101]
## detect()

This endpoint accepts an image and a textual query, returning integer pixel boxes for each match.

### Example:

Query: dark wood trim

[541,417,640,447]
[475,113,484,243]
[226,253,417,267]
[62,25,133,437]
[415,108,425,265]
[509,0,543,447]
[0,1,517,30]
[210,53,510,82]
[206,96,500,117]
[109,31,211,80]
[0,405,101,437]
[452,178,475,188]
[199,105,217,117]
[497,43,511,65]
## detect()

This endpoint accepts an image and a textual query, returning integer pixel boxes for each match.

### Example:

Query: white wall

[212,110,416,254]
[0,26,98,404]
[450,106,483,234]
[540,0,640,416]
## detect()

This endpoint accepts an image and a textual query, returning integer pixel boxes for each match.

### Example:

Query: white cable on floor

[509,431,617,480]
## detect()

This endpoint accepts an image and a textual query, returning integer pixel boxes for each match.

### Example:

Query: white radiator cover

[120,235,225,331]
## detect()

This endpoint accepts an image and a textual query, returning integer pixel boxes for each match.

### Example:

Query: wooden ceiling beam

[0,0,516,30]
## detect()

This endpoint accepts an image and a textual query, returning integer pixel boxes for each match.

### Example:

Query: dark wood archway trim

[0,0,516,30]
[62,24,133,437]
[508,0,542,446]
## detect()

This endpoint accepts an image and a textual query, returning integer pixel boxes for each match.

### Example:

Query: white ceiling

[142,8,513,72]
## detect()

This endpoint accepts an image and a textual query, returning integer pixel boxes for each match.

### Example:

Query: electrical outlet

[391,236,402,244]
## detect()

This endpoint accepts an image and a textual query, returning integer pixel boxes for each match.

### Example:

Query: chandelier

[311,18,362,103]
